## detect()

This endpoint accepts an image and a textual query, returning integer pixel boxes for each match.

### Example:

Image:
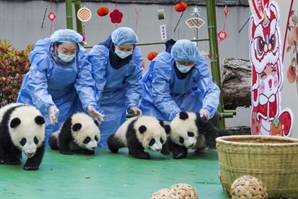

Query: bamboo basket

[216,135,298,199]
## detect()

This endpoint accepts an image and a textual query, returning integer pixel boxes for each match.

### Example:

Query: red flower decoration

[110,9,123,24]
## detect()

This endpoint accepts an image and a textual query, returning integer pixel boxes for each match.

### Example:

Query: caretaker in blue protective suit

[88,27,143,147]
[140,39,220,124]
[17,29,103,145]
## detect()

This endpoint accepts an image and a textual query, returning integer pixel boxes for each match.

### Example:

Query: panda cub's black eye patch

[149,139,155,146]
[34,136,38,144]
[160,138,164,144]
[179,137,184,144]
[95,136,99,141]
[188,132,194,137]
[83,137,91,144]
[20,138,26,146]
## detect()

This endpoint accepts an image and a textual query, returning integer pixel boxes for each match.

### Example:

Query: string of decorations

[47,0,56,35]
[130,0,147,32]
[217,5,228,44]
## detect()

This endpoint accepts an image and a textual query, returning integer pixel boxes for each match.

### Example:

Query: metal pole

[74,0,83,35]
[206,0,226,129]
[65,0,73,29]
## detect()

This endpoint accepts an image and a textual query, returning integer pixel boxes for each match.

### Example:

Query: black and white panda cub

[49,112,100,155]
[166,111,230,159]
[0,103,46,170]
[107,115,170,159]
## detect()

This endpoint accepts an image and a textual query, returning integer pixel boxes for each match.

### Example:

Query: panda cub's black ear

[179,112,189,120]
[164,124,171,135]
[158,120,164,127]
[94,120,100,126]
[139,125,147,134]
[72,123,82,132]
[10,118,21,128]
[35,115,45,125]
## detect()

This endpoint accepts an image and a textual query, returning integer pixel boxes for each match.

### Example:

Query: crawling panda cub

[167,111,230,159]
[0,103,46,170]
[107,115,170,159]
[49,112,100,155]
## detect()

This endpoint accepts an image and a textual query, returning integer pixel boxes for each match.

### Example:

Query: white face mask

[115,49,132,59]
[58,52,75,62]
[176,63,193,73]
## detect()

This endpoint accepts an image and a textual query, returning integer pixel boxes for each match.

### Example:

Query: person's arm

[74,45,99,112]
[123,47,143,111]
[151,55,181,121]
[27,54,55,115]
[196,55,220,118]
[87,45,108,114]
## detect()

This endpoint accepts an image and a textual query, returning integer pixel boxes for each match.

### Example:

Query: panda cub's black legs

[127,134,151,159]
[128,146,150,160]
[83,149,95,155]
[23,143,45,170]
[0,142,22,165]
[58,128,74,155]
[107,135,125,153]
[160,140,170,156]
[168,139,188,159]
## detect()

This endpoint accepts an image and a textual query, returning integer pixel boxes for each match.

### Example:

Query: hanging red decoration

[97,6,109,17]
[110,9,123,24]
[217,5,229,44]
[48,11,56,22]
[174,2,188,12]
[223,4,229,16]
[147,52,159,61]
[217,30,228,41]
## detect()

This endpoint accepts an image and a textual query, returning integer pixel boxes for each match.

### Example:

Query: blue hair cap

[50,29,83,43]
[171,39,199,62]
[111,27,138,45]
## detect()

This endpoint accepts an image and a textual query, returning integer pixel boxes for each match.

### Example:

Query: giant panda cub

[167,111,230,159]
[0,103,46,170]
[49,112,100,155]
[107,115,170,159]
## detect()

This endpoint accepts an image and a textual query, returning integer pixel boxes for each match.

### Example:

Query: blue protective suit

[17,38,98,144]
[140,42,220,122]
[88,36,143,147]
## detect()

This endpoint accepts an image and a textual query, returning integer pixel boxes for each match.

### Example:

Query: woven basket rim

[216,135,298,146]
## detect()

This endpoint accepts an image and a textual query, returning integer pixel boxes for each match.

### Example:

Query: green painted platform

[1,147,230,199]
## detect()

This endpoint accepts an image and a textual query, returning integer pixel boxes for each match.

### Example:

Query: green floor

[1,147,230,199]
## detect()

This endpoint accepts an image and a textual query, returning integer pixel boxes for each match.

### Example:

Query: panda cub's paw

[135,152,150,160]
[173,152,186,159]
[4,157,21,165]
[23,165,39,170]
[160,146,170,156]
[84,149,95,155]
[59,149,73,155]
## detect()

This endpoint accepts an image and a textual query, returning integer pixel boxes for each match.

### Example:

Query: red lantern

[147,52,159,61]
[174,2,188,12]
[97,6,109,17]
